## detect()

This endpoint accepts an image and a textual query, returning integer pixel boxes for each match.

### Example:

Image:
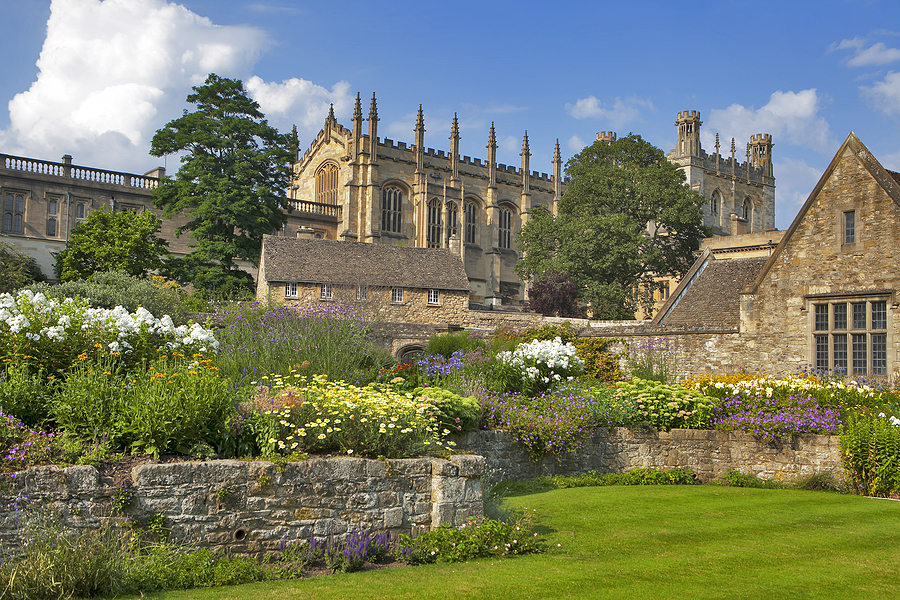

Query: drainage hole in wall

[233,528,247,541]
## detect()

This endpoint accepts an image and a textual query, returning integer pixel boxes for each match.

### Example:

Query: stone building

[650,132,900,378]
[288,94,566,307]
[256,235,471,324]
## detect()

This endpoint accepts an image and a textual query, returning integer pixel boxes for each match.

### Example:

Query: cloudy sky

[2,0,899,229]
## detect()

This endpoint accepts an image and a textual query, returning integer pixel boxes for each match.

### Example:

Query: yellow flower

[317,433,326,439]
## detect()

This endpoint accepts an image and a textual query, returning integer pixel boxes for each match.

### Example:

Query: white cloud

[0,0,348,176]
[772,158,826,229]
[498,135,520,157]
[567,134,586,152]
[703,89,833,152]
[831,38,900,67]
[246,77,352,136]
[861,71,900,115]
[565,96,654,128]
[879,147,900,171]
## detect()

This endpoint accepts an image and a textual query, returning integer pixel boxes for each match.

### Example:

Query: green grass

[119,486,900,600]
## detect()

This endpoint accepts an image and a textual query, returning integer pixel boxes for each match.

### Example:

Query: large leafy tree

[150,74,294,272]
[0,237,45,293]
[54,209,168,282]
[517,135,706,319]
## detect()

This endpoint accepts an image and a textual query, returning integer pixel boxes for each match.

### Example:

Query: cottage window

[315,162,339,205]
[285,282,298,298]
[428,289,440,305]
[427,199,442,248]
[382,186,402,233]
[356,285,368,301]
[3,193,25,234]
[499,207,512,249]
[320,283,333,300]
[391,288,404,304]
[465,200,477,244]
[812,297,889,376]
[844,211,856,245]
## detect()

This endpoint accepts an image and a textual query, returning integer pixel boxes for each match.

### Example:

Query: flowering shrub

[495,337,584,395]
[840,412,900,497]
[624,337,678,383]
[0,411,62,472]
[615,378,715,431]
[396,514,544,564]
[416,350,465,380]
[0,290,218,374]
[710,390,842,442]
[412,387,481,434]
[249,373,456,458]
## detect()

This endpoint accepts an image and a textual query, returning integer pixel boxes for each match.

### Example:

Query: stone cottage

[256,235,471,324]
[649,132,900,378]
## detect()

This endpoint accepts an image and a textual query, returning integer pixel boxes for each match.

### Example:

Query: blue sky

[1,0,899,230]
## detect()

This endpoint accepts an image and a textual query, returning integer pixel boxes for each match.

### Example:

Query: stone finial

[450,113,459,139]
[714,133,720,155]
[520,131,530,157]
[415,104,425,132]
[487,122,497,150]
[352,92,362,121]
[730,138,736,158]
[553,138,561,163]
[368,93,378,122]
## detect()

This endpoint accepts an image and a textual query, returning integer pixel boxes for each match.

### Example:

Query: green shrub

[840,412,900,497]
[518,322,581,345]
[624,337,677,383]
[426,330,488,358]
[574,337,622,382]
[395,514,544,564]
[615,378,715,431]
[0,365,56,426]
[412,387,481,434]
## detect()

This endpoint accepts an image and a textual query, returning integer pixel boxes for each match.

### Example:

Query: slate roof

[260,235,470,291]
[657,256,768,328]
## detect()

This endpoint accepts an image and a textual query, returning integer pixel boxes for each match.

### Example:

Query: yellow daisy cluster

[686,373,882,404]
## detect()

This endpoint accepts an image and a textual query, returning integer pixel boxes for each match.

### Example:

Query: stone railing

[0,455,485,556]
[1,153,159,190]
[459,428,844,484]
[287,199,342,219]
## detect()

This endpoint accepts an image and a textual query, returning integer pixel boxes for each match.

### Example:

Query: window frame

[427,198,442,248]
[315,162,339,205]
[499,206,513,249]
[811,295,890,376]
[284,282,298,298]
[465,200,478,245]
[320,283,334,300]
[381,186,403,234]
[3,192,26,235]
[844,210,856,245]
[356,285,368,302]
[427,289,440,305]
[391,288,404,304]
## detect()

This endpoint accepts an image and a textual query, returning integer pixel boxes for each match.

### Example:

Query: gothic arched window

[499,207,513,249]
[465,200,478,244]
[315,162,339,205]
[382,186,402,233]
[446,201,459,243]
[427,198,442,248]
[742,198,752,221]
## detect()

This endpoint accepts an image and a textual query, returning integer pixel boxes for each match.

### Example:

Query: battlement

[750,133,773,145]
[596,131,617,143]
[676,110,701,122]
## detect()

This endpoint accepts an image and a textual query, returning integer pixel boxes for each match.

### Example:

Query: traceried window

[465,200,478,244]
[742,198,752,222]
[499,207,512,249]
[446,202,459,243]
[428,289,440,305]
[47,198,58,237]
[710,190,721,224]
[844,211,856,245]
[381,186,402,233]
[391,288,404,304]
[315,162,339,205]
[284,282,298,298]
[813,297,889,376]
[320,283,333,300]
[427,199,442,248]
[3,193,25,234]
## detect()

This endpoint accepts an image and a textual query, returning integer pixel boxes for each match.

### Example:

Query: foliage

[526,270,584,318]
[27,270,196,326]
[416,350,465,381]
[615,378,715,432]
[162,255,256,303]
[624,336,678,383]
[395,514,544,565]
[248,374,456,458]
[517,322,581,345]
[0,411,63,472]
[709,389,842,442]
[493,337,584,395]
[412,387,481,435]
[217,301,390,390]
[0,364,56,427]
[515,135,706,319]
[573,337,622,382]
[150,73,294,271]
[840,412,900,497]
[425,330,488,358]
[54,209,169,282]
[0,237,44,294]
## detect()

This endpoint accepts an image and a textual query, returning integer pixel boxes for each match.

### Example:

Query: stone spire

[520,131,531,194]
[553,138,562,206]
[450,112,460,184]
[487,122,497,188]
[351,93,363,162]
[414,104,425,174]
[324,103,336,137]
[367,93,379,163]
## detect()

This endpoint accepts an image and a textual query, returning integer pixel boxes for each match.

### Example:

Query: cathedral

[287,95,776,306]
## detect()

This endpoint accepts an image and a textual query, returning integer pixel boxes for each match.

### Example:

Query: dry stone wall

[459,428,844,484]
[0,455,485,556]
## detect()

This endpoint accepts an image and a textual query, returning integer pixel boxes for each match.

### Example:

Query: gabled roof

[260,235,470,291]
[745,132,900,295]
[653,253,768,328]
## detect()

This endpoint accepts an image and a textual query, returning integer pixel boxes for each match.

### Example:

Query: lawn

[124,485,900,600]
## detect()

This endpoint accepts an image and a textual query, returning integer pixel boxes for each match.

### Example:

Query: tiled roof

[660,257,768,328]
[260,235,470,291]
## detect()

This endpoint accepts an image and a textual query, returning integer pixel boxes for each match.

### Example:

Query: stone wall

[459,428,844,484]
[0,455,485,556]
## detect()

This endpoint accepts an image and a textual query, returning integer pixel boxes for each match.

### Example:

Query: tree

[516,135,706,319]
[150,73,294,272]
[527,270,584,318]
[54,209,168,282]
[0,237,45,293]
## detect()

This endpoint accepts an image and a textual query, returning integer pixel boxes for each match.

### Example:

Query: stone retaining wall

[0,455,485,556]
[459,428,844,484]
